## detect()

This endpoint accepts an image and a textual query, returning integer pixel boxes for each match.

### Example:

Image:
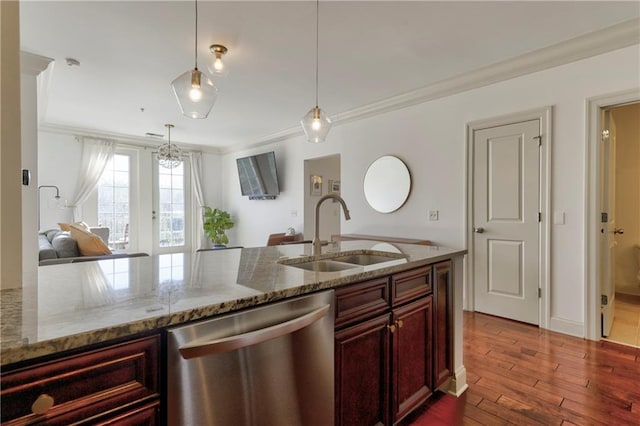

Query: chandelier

[158,124,183,169]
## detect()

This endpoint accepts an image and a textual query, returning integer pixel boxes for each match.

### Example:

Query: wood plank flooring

[404,311,640,425]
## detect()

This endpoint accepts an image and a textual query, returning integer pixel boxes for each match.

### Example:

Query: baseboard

[442,365,469,397]
[549,316,585,338]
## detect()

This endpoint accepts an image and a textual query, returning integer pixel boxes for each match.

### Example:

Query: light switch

[290,209,298,217]
[428,210,439,221]
[554,212,565,225]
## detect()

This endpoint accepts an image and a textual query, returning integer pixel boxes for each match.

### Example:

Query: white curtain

[68,137,115,221]
[190,152,208,249]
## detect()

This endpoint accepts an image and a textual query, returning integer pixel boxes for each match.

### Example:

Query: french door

[152,158,191,254]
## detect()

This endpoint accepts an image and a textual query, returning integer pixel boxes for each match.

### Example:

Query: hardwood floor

[404,311,640,425]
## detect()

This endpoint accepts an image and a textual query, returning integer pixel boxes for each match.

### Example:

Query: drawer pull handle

[32,394,54,415]
[387,324,396,334]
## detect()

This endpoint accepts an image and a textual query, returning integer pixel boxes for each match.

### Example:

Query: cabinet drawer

[94,400,160,426]
[335,277,390,328]
[1,335,160,425]
[391,266,432,306]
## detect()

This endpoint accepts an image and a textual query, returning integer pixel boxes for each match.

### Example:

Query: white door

[152,158,191,254]
[473,120,541,325]
[600,109,618,337]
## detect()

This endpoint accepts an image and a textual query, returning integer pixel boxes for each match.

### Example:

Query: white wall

[222,142,306,247]
[221,45,640,335]
[37,132,79,230]
[303,155,341,241]
[613,103,640,295]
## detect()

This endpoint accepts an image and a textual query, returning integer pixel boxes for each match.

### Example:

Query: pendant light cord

[194,0,199,69]
[315,0,319,107]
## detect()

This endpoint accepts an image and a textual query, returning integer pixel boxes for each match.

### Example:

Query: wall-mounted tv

[236,151,280,200]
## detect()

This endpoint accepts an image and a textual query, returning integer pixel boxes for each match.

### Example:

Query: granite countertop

[0,240,466,366]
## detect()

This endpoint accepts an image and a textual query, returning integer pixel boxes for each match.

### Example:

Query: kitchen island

[1,240,467,424]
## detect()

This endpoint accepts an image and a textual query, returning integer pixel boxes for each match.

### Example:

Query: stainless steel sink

[289,260,358,272]
[330,254,401,266]
[278,250,408,272]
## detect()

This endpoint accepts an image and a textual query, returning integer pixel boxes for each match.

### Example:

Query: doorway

[303,155,341,242]
[600,102,640,346]
[466,108,551,327]
[586,89,640,342]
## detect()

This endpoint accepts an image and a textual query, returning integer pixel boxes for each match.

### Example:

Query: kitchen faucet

[313,194,351,256]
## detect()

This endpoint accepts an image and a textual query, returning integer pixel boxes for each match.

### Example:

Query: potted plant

[203,207,234,247]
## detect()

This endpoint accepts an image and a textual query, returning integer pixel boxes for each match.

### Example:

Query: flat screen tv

[236,151,280,200]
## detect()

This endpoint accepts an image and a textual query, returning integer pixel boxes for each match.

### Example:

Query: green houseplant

[203,207,234,247]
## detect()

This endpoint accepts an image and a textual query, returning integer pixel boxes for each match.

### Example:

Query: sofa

[38,227,147,266]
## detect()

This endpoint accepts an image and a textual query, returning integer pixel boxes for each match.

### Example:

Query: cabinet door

[391,297,433,424]
[335,314,391,426]
[434,261,453,388]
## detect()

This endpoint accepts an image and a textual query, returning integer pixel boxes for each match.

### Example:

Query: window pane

[98,154,130,250]
[156,165,185,248]
[114,155,129,172]
[172,190,184,204]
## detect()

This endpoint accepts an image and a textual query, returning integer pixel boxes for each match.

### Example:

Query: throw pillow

[45,229,60,242]
[69,224,112,256]
[51,231,80,258]
[59,221,90,232]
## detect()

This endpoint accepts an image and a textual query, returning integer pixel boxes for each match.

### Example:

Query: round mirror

[363,155,411,213]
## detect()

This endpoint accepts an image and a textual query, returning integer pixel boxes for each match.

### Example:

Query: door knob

[613,228,624,235]
[473,227,485,234]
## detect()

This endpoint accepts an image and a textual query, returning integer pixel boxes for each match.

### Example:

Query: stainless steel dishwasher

[167,290,335,426]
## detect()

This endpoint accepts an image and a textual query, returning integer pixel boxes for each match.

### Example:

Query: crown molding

[20,51,53,76]
[224,18,640,154]
[38,123,223,155]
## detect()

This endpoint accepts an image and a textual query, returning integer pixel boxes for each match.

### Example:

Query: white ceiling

[19,1,639,150]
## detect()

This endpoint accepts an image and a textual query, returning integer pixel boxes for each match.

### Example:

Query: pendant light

[208,44,229,77]
[158,124,183,169]
[171,0,217,119]
[300,0,331,143]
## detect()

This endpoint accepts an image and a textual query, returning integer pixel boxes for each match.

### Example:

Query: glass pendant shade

[171,68,218,119]
[301,106,332,143]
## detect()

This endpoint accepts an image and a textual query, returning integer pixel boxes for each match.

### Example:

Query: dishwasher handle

[179,304,330,359]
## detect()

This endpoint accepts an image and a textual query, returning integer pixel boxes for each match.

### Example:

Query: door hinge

[538,212,542,222]
[533,135,542,146]
[538,288,542,298]
[601,294,608,305]
[601,212,608,223]
[601,129,610,141]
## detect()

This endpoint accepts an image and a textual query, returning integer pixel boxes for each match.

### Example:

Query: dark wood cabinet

[391,297,433,424]
[335,314,391,426]
[434,261,453,388]
[335,263,451,426]
[0,335,160,425]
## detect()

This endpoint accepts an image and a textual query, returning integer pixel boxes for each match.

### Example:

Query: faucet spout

[313,194,351,256]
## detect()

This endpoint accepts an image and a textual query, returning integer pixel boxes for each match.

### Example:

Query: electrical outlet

[290,209,298,217]
[428,210,439,221]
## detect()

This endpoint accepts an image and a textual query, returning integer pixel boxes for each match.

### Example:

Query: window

[157,162,186,248]
[98,154,130,249]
